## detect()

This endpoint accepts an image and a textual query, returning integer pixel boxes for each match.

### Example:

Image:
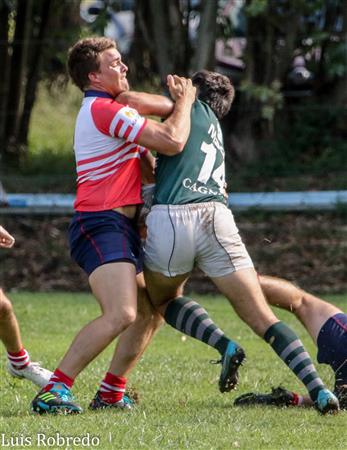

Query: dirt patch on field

[1,212,346,294]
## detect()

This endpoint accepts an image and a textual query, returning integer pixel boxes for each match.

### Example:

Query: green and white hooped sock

[264,321,325,402]
[164,296,233,355]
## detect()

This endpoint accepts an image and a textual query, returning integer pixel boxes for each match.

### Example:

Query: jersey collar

[84,90,114,99]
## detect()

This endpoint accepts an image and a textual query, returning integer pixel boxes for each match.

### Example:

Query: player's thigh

[197,203,253,277]
[211,268,278,336]
[296,292,342,343]
[145,206,195,277]
[144,267,189,307]
[89,262,138,318]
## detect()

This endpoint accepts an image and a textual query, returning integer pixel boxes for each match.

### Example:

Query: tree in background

[229,0,347,164]
[0,0,81,167]
[90,0,220,85]
[126,0,346,167]
[1,0,345,178]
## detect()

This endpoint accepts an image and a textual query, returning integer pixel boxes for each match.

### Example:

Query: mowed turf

[0,292,346,449]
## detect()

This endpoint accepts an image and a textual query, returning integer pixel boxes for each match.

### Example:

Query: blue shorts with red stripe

[68,210,143,276]
[317,313,347,383]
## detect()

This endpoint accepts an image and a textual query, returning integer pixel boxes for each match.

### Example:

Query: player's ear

[88,72,100,84]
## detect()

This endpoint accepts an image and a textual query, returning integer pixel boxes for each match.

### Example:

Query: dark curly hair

[67,37,117,91]
[192,70,235,119]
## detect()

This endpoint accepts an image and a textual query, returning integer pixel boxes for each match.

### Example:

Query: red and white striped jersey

[73,90,148,211]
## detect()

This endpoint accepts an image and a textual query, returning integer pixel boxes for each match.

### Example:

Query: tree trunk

[5,0,32,163]
[231,7,265,163]
[128,0,156,83]
[191,0,217,72]
[169,0,187,75]
[148,0,175,83]
[331,0,347,105]
[18,0,53,147]
[0,1,10,151]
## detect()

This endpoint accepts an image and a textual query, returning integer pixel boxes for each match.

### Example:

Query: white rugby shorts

[144,202,254,277]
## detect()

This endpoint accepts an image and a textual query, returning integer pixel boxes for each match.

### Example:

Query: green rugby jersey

[154,100,227,205]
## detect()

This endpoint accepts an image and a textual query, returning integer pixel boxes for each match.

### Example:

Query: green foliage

[1,292,346,448]
[278,102,347,169]
[245,0,268,17]
[226,97,347,191]
[240,80,283,121]
[325,41,347,79]
[0,82,80,191]
[27,82,80,174]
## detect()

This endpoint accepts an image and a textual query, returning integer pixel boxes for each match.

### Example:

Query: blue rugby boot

[315,388,339,414]
[213,341,245,393]
[89,392,134,410]
[31,383,82,414]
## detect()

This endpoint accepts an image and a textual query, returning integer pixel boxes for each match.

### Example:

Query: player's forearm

[116,91,174,118]
[136,76,195,156]
[161,95,193,152]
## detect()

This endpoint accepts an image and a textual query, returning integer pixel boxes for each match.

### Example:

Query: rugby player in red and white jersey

[31,37,196,414]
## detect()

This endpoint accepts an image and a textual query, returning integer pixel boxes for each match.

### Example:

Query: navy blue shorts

[68,210,143,276]
[317,313,347,381]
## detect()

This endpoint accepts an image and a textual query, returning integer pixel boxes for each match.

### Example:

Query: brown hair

[192,70,235,119]
[67,37,117,91]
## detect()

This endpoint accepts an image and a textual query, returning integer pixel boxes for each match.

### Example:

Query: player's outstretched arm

[116,91,174,118]
[0,225,15,248]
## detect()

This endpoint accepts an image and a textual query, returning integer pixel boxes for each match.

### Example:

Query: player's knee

[106,307,137,334]
[292,290,310,314]
[120,307,137,330]
[0,289,13,319]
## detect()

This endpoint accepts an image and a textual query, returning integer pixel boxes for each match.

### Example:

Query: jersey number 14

[197,141,225,193]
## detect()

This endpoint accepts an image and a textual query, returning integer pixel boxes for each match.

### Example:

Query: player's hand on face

[167,75,196,103]
[0,226,15,248]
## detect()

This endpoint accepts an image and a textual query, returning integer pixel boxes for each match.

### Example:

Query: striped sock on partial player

[264,321,326,402]
[7,348,30,370]
[164,296,234,355]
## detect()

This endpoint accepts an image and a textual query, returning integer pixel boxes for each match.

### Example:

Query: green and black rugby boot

[89,392,134,410]
[31,383,82,414]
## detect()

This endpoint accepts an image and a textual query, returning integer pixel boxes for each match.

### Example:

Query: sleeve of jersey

[91,99,147,143]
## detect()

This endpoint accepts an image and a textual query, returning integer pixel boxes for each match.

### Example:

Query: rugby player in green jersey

[141,70,339,414]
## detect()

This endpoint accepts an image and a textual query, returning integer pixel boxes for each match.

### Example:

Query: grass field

[1,292,346,449]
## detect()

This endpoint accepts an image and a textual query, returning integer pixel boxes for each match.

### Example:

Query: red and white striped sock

[99,372,126,403]
[7,348,30,370]
[42,368,74,392]
[291,392,305,406]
